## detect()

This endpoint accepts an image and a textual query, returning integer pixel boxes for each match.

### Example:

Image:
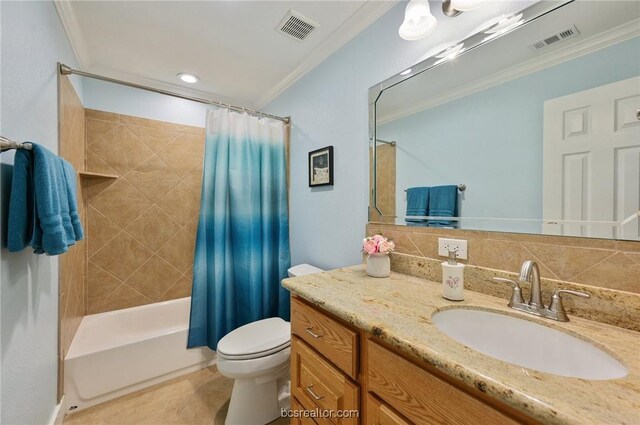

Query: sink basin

[431,308,628,380]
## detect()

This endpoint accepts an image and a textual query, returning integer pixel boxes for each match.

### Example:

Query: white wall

[264,1,534,270]
[83,78,207,127]
[0,2,81,424]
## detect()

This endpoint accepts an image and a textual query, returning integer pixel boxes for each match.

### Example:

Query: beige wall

[366,224,640,294]
[85,110,204,313]
[58,75,87,399]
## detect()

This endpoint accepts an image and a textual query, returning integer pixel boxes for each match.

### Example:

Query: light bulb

[450,0,488,12]
[177,73,199,84]
[399,0,438,41]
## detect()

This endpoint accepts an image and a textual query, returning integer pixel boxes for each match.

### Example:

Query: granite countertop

[282,266,640,425]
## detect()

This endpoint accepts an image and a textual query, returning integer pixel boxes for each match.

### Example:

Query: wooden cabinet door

[367,339,527,425]
[367,394,412,425]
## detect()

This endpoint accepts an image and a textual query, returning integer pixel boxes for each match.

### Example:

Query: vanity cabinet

[290,296,539,425]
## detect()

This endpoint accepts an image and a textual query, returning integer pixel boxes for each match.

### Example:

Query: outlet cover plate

[438,238,468,260]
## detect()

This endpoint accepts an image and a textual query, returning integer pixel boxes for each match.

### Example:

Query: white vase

[367,253,390,278]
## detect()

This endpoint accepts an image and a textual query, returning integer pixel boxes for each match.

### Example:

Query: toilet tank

[287,264,324,277]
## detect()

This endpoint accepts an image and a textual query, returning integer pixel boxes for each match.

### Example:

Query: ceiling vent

[276,10,320,42]
[531,25,580,50]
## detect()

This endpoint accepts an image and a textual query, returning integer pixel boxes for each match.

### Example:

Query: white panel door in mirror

[544,76,640,241]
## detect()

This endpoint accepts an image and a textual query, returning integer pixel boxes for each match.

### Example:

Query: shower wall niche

[84,110,204,313]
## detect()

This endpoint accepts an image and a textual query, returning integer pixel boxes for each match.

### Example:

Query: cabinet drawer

[292,396,320,425]
[291,297,358,379]
[367,339,525,425]
[292,336,359,425]
[366,394,412,425]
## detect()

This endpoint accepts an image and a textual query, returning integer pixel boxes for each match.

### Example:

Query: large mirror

[370,0,640,241]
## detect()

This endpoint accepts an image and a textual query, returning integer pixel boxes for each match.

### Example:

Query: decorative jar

[366,253,391,278]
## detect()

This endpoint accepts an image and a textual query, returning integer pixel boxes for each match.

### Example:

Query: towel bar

[0,136,33,152]
[405,184,466,192]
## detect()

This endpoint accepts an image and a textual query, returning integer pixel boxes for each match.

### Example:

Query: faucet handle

[493,278,525,306]
[548,289,591,322]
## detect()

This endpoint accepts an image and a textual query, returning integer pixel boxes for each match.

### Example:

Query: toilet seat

[218,340,290,360]
[217,317,291,360]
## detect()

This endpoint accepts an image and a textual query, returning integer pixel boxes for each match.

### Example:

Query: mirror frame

[368,0,572,219]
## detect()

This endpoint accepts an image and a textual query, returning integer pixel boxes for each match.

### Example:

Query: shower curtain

[187,107,291,350]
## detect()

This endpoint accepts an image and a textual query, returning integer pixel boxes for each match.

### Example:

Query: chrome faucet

[493,260,591,322]
[519,260,544,309]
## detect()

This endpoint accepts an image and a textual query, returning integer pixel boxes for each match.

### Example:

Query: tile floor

[62,366,289,425]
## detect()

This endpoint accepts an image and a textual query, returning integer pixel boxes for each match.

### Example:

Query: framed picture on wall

[308,146,334,187]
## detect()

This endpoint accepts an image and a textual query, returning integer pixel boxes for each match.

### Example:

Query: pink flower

[388,241,395,251]
[372,234,385,243]
[378,240,391,254]
[363,239,378,255]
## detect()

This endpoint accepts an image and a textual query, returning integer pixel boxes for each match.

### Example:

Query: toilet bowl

[217,263,323,425]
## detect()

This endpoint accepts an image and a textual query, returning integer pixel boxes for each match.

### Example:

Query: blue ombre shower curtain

[187,107,291,350]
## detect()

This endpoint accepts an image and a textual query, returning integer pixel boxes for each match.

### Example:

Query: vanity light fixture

[177,73,199,84]
[442,0,462,17]
[449,0,488,12]
[400,68,412,76]
[399,0,438,41]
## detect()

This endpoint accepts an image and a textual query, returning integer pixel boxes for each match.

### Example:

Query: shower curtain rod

[59,63,290,124]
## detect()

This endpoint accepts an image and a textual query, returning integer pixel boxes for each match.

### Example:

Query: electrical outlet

[438,238,468,259]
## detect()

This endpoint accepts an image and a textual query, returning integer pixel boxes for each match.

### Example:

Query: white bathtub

[64,297,215,412]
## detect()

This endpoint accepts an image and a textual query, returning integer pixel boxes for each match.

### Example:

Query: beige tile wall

[85,110,204,313]
[366,223,640,294]
[58,75,86,400]
[369,144,396,222]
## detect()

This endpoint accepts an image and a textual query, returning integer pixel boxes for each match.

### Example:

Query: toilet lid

[217,318,291,359]
[288,264,324,277]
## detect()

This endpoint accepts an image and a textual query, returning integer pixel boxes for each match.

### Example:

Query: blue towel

[7,143,83,255]
[7,149,35,251]
[428,185,458,227]
[63,160,84,241]
[405,187,429,223]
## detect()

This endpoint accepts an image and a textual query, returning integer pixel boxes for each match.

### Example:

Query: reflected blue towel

[405,187,429,223]
[428,185,458,227]
[7,143,83,255]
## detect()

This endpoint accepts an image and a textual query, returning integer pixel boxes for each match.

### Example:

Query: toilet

[217,263,324,425]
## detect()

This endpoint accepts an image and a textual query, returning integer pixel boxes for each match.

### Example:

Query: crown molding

[377,19,640,125]
[255,0,398,109]
[54,0,90,69]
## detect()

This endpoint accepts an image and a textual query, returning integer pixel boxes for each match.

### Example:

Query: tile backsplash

[85,110,203,313]
[367,223,640,293]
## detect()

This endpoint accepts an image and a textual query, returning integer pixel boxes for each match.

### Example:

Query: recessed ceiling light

[400,68,412,76]
[177,73,199,84]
